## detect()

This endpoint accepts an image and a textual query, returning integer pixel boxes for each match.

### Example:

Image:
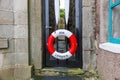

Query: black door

[42,0,82,68]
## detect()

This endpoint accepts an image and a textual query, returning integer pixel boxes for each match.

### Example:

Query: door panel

[42,0,82,68]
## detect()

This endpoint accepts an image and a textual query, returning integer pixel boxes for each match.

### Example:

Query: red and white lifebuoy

[47,29,77,60]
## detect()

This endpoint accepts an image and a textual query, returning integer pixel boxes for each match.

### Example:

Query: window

[109,0,120,43]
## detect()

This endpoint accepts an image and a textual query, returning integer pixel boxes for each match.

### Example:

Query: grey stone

[13,0,28,12]
[83,37,91,50]
[0,54,3,68]
[0,25,14,38]
[15,53,28,66]
[0,66,31,80]
[14,38,28,53]
[14,11,28,25]
[0,38,15,53]
[82,0,96,70]
[0,39,8,49]
[82,7,94,38]
[30,20,42,38]
[0,68,14,80]
[31,37,42,69]
[83,51,91,70]
[34,0,42,18]
[0,11,14,24]
[14,25,28,38]
[2,53,15,67]
[6,38,15,53]
[0,0,13,11]
[2,52,29,67]
[29,0,42,69]
[14,66,32,80]
[90,53,97,69]
[82,0,95,7]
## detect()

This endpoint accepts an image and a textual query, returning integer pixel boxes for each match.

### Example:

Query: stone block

[82,0,95,7]
[0,54,3,68]
[2,53,15,67]
[82,37,91,50]
[14,38,28,53]
[15,53,28,66]
[91,53,97,69]
[14,66,32,80]
[0,25,14,38]
[13,0,27,12]
[83,51,91,70]
[34,0,42,18]
[0,68,14,80]
[30,22,42,38]
[14,11,28,25]
[29,0,43,69]
[0,11,14,24]
[0,66,31,80]
[0,0,13,11]
[83,7,94,37]
[30,37,42,69]
[2,52,29,68]
[6,38,15,53]
[14,25,28,38]
[83,37,96,70]
[0,39,8,49]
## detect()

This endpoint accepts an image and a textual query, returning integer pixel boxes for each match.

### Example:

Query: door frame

[29,0,96,71]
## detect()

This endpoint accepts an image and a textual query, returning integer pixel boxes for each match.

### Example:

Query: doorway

[42,0,82,68]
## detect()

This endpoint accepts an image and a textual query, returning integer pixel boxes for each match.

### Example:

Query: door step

[34,68,84,76]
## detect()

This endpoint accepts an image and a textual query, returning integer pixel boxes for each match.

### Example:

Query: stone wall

[97,0,120,80]
[29,0,43,69]
[82,0,96,70]
[0,0,31,80]
[97,49,120,80]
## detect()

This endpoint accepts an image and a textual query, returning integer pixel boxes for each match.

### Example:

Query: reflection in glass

[112,5,120,38]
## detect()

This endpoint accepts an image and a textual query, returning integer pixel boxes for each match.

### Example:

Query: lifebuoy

[47,29,77,60]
